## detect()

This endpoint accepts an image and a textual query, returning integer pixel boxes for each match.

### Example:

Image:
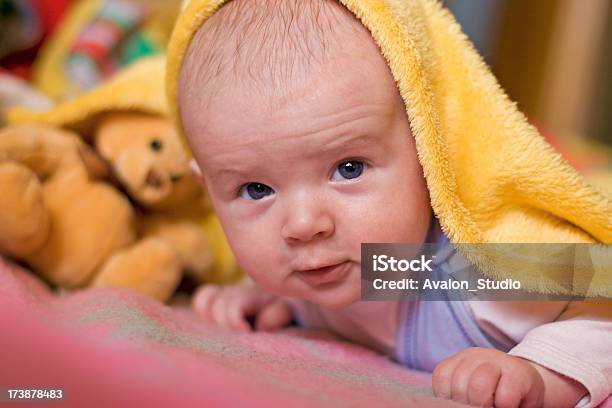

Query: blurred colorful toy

[31,0,180,100]
[66,0,146,89]
[0,0,72,79]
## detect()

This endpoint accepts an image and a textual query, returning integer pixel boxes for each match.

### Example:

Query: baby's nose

[281,198,335,243]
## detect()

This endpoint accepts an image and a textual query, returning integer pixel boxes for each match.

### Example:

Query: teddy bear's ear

[77,142,111,180]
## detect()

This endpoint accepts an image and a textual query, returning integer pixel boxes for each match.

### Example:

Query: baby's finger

[494,369,523,408]
[467,362,501,407]
[211,290,233,329]
[192,285,221,320]
[225,296,254,333]
[450,358,478,404]
[432,355,463,400]
[516,367,544,408]
[255,299,292,331]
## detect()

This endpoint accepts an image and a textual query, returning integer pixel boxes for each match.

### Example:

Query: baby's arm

[434,300,612,408]
[432,347,586,407]
[506,300,612,408]
[192,281,293,332]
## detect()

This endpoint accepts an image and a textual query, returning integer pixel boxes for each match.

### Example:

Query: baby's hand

[432,348,544,407]
[192,283,293,332]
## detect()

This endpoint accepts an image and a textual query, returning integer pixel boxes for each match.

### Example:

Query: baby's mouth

[294,261,352,287]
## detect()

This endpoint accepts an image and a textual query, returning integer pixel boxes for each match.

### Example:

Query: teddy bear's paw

[92,237,182,302]
[0,161,49,257]
[141,220,215,283]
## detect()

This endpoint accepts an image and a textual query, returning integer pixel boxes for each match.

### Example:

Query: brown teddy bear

[3,56,241,301]
[0,116,219,301]
[91,111,220,290]
[0,122,185,301]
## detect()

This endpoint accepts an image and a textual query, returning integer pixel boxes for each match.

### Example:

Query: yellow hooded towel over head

[164,0,612,297]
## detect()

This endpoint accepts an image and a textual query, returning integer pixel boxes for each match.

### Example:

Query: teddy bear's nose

[145,169,165,188]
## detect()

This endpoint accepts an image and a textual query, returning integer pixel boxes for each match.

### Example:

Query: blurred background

[444,0,612,175]
[1,0,611,174]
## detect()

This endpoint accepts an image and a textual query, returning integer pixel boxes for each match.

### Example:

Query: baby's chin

[299,278,362,309]
[311,292,361,309]
[256,267,362,308]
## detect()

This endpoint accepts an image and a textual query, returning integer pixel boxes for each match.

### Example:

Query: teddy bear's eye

[150,139,163,152]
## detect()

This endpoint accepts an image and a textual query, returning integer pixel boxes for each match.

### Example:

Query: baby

[172,0,611,407]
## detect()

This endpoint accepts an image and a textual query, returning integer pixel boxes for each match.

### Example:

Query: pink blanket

[0,258,609,407]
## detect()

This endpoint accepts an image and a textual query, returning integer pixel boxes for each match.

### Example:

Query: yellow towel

[163,0,612,298]
[9,55,168,135]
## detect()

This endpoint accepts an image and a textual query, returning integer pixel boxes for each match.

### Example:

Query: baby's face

[181,30,431,308]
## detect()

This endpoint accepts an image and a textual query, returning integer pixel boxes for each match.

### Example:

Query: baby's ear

[189,159,205,185]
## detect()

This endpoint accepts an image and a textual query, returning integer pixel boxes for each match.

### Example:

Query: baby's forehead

[179,0,381,106]
[178,0,403,163]
[186,73,401,176]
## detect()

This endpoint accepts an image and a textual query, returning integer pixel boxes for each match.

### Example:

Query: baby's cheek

[229,231,283,283]
[348,192,430,245]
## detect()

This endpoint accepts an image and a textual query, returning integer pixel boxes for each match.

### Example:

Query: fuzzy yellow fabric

[165,0,612,297]
[9,55,168,136]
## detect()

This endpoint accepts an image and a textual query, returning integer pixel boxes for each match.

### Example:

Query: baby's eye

[239,182,275,200]
[331,160,366,181]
